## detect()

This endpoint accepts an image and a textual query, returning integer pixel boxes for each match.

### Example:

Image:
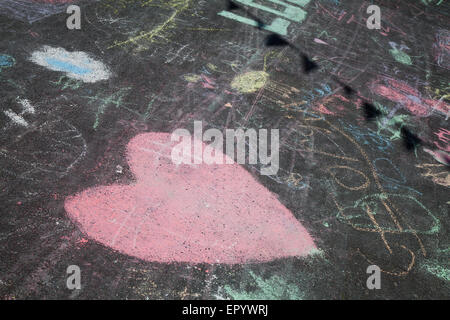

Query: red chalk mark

[434,128,450,152]
[28,30,40,38]
[201,75,216,89]
[201,75,215,85]
[202,83,215,89]
[315,103,336,115]
[77,238,89,245]
[312,94,352,116]
[65,133,316,264]
[371,78,450,117]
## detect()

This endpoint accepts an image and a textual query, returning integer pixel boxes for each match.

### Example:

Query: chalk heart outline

[65,132,316,264]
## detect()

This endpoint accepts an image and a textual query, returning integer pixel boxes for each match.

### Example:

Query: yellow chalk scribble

[231,71,269,93]
[107,0,192,49]
[416,163,450,188]
[183,74,201,83]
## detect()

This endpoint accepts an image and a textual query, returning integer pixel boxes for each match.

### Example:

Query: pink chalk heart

[65,132,316,264]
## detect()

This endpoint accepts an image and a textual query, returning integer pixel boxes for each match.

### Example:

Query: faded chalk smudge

[0,0,78,23]
[18,99,35,114]
[30,46,111,83]
[4,110,29,127]
[433,29,450,70]
[3,98,36,127]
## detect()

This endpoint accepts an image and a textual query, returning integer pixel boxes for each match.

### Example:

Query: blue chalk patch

[0,54,15,68]
[45,57,91,75]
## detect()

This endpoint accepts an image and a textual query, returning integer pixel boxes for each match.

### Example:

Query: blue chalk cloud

[30,46,111,83]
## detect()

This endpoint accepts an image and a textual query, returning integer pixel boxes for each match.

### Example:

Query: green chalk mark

[143,94,158,120]
[218,0,310,36]
[436,247,450,255]
[421,260,450,282]
[376,114,409,140]
[374,102,409,140]
[82,88,131,129]
[4,79,23,90]
[50,76,83,90]
[232,0,309,22]
[421,0,444,5]
[308,248,326,258]
[224,271,304,300]
[390,49,412,65]
[217,11,291,35]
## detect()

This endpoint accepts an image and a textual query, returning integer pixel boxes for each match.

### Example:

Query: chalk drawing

[50,76,83,90]
[341,122,394,154]
[0,0,80,23]
[65,132,316,264]
[373,158,422,195]
[311,92,349,116]
[326,166,369,191]
[30,0,76,2]
[1,108,87,200]
[389,42,412,66]
[223,271,305,299]
[3,110,29,127]
[107,0,192,49]
[433,29,450,70]
[80,87,131,129]
[275,106,433,276]
[3,98,36,127]
[340,193,440,235]
[371,77,450,118]
[428,84,450,104]
[374,102,409,141]
[416,163,450,188]
[433,128,450,152]
[218,0,311,36]
[18,98,36,114]
[230,71,269,93]
[421,260,450,282]
[0,54,15,72]
[30,46,111,83]
[183,74,201,83]
[423,148,450,167]
[217,11,291,36]
[420,0,445,6]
